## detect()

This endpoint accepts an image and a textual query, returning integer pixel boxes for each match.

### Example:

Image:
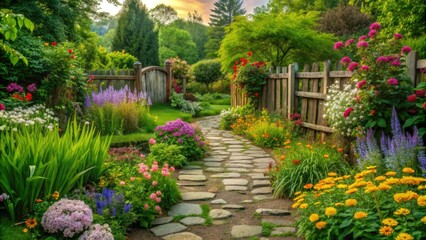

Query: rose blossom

[348,62,359,72]
[334,41,344,50]
[345,38,355,46]
[415,90,425,97]
[357,41,368,48]
[387,78,399,86]
[340,56,351,65]
[343,107,354,118]
[401,46,412,54]
[370,22,381,30]
[357,80,367,89]
[393,33,403,39]
[407,94,417,102]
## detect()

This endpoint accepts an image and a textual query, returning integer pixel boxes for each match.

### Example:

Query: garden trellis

[231,51,426,139]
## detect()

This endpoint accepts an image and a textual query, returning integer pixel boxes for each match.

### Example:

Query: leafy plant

[170,91,202,117]
[146,143,187,168]
[219,104,254,130]
[192,59,223,89]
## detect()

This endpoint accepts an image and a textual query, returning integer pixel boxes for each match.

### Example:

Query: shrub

[0,104,57,131]
[294,166,426,240]
[87,103,124,135]
[270,141,350,197]
[138,105,157,133]
[154,118,206,161]
[79,224,114,240]
[169,57,194,89]
[318,5,371,36]
[219,104,255,130]
[170,91,202,117]
[106,50,137,69]
[211,78,231,94]
[192,59,223,89]
[146,143,187,168]
[41,199,93,238]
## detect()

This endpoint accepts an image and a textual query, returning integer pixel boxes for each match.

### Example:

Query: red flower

[12,93,24,101]
[292,159,301,165]
[71,55,75,59]
[51,42,57,46]
[408,109,417,114]
[240,58,248,66]
[25,93,32,101]
[370,109,375,116]
[407,94,417,102]
[423,102,426,109]
[0,103,5,111]
[357,80,367,89]
[415,89,425,97]
[254,92,259,97]
[68,49,73,54]
[343,107,354,118]
[264,133,269,138]
[247,51,252,57]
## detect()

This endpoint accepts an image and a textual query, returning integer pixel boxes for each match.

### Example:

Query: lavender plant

[41,199,93,238]
[85,85,151,107]
[79,224,114,240]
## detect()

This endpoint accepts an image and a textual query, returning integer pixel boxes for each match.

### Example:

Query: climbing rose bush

[294,166,426,240]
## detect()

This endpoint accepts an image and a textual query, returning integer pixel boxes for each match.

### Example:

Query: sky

[99,0,269,23]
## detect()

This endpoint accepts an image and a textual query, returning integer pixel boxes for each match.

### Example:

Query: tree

[149,4,178,28]
[112,0,159,66]
[158,26,198,64]
[192,59,223,89]
[205,0,246,58]
[219,13,338,71]
[267,0,348,13]
[318,5,370,36]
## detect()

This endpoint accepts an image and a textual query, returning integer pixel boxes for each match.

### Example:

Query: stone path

[130,115,300,240]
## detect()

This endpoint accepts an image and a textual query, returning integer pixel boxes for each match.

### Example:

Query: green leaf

[10,54,19,65]
[339,219,352,228]
[24,18,34,32]
[377,118,386,128]
[17,18,23,28]
[5,31,10,40]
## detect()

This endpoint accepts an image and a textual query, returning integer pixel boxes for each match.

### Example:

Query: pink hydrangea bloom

[401,46,412,54]
[149,138,156,145]
[333,41,344,50]
[345,39,355,46]
[369,22,381,30]
[152,181,158,186]
[368,30,377,38]
[387,78,399,86]
[391,60,401,66]
[361,65,370,71]
[393,33,403,39]
[359,35,367,41]
[357,80,367,89]
[155,205,161,212]
[340,56,351,65]
[144,204,149,210]
[357,41,368,48]
[347,62,359,72]
[376,56,388,63]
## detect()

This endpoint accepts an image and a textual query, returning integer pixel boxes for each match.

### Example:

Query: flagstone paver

[231,225,262,238]
[150,223,187,237]
[181,192,216,201]
[162,232,202,240]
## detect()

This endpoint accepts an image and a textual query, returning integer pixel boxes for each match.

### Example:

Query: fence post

[407,51,418,86]
[134,61,142,93]
[165,60,172,102]
[287,63,296,116]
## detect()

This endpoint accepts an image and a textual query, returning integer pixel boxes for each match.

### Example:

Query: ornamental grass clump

[154,118,206,161]
[294,166,426,240]
[41,199,93,238]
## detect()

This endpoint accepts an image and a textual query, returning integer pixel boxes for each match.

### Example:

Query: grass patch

[200,203,213,226]
[0,217,27,240]
[209,98,231,105]
[199,104,229,117]
[261,222,277,236]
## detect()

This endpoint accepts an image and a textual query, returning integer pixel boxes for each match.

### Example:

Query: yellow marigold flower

[343,175,351,179]
[292,203,300,209]
[297,142,302,146]
[335,202,344,207]
[394,208,410,216]
[402,167,415,174]
[418,185,426,190]
[345,188,358,194]
[284,146,291,149]
[323,154,329,158]
[25,218,37,229]
[296,198,305,203]
[382,218,398,226]
[328,172,337,177]
[386,171,397,176]
[314,192,323,198]
[345,199,357,206]
[354,211,368,219]
[51,191,60,200]
[337,184,348,189]
[378,183,392,191]
[354,173,365,179]
[43,42,49,46]
[23,228,28,233]
[304,183,313,189]
[395,233,414,240]
[379,226,393,236]
[375,176,386,181]
[309,213,319,222]
[315,221,327,230]
[394,193,407,203]
[334,177,344,181]
[315,202,321,205]
[294,191,302,196]
[417,195,426,207]
[407,191,419,200]
[421,216,426,224]
[400,176,422,185]
[325,207,337,216]
[365,185,380,193]
[386,177,400,185]
[299,203,308,209]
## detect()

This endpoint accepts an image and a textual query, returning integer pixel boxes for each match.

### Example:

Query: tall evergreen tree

[205,0,246,58]
[112,0,159,66]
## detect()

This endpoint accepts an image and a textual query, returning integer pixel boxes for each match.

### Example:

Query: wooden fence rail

[231,51,426,139]
[87,60,173,104]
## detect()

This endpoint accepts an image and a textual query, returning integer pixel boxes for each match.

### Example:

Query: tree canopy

[112,0,159,66]
[159,26,198,64]
[149,4,178,28]
[219,12,338,71]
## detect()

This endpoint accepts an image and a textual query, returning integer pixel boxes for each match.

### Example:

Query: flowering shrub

[0,82,37,109]
[232,52,269,104]
[328,22,421,137]
[0,104,57,131]
[169,57,194,93]
[219,104,254,130]
[41,199,93,238]
[79,224,114,240]
[294,166,426,240]
[154,118,207,161]
[270,140,350,197]
[85,85,151,107]
[146,143,187,168]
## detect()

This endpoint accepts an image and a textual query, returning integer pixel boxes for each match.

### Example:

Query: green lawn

[0,218,27,240]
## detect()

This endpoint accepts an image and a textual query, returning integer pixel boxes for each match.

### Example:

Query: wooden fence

[231,51,426,139]
[87,60,173,104]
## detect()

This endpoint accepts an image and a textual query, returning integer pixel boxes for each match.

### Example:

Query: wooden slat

[300,122,333,133]
[307,63,319,138]
[267,79,275,111]
[296,72,323,78]
[417,59,426,69]
[281,78,288,117]
[330,71,352,78]
[319,61,331,141]
[294,91,327,99]
[275,79,281,114]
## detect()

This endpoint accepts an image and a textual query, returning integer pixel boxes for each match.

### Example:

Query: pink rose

[149,138,156,145]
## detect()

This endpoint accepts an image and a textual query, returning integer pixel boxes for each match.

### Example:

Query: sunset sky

[100,0,269,23]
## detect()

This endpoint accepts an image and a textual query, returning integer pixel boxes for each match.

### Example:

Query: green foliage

[270,141,351,198]
[170,91,203,117]
[267,0,346,13]
[149,4,178,27]
[159,27,198,64]
[87,103,124,135]
[98,29,116,52]
[318,5,371,36]
[146,143,187,168]
[219,104,255,130]
[171,16,208,61]
[0,117,111,219]
[0,9,34,65]
[169,57,194,87]
[106,50,138,69]
[192,59,223,88]
[112,0,159,66]
[219,12,337,71]
[403,35,426,59]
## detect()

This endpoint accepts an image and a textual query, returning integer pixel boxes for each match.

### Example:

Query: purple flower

[6,82,24,92]
[387,78,399,86]
[345,39,355,46]
[361,65,370,71]
[178,138,183,143]
[333,41,344,50]
[369,22,381,30]
[391,60,401,66]
[340,56,351,65]
[376,56,388,63]
[347,62,359,72]
[27,83,37,92]
[393,33,403,39]
[357,41,368,48]
[358,35,367,41]
[79,224,114,240]
[368,30,377,38]
[401,46,412,54]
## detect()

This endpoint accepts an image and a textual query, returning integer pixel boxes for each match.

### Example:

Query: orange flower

[385,171,397,177]
[52,191,60,200]
[292,159,301,165]
[315,221,327,229]
[304,183,313,189]
[379,226,393,236]
[382,218,398,226]
[36,199,43,203]
[264,133,269,138]
[417,195,426,206]
[23,228,28,233]
[25,218,37,229]
[402,168,415,174]
[280,155,285,160]
[354,211,368,219]
[325,207,337,216]
[309,213,319,222]
[337,148,343,153]
[345,199,357,206]
[328,172,337,177]
[323,154,329,158]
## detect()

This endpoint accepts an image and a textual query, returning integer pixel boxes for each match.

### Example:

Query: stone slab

[182,165,202,170]
[204,162,222,167]
[271,227,297,235]
[225,186,248,191]
[248,173,269,180]
[231,225,262,238]
[178,175,206,181]
[150,223,187,237]
[211,199,227,204]
[168,203,202,216]
[228,160,253,164]
[255,208,291,216]
[181,192,216,201]
[152,217,173,226]
[209,209,232,219]
[222,204,245,210]
[162,232,202,240]
[253,195,274,201]
[205,167,225,172]
[177,181,206,186]
[225,168,250,173]
[211,173,241,178]
[252,180,270,187]
[179,169,203,175]
[222,178,249,186]
[225,164,254,168]
[251,187,272,194]
[179,217,205,226]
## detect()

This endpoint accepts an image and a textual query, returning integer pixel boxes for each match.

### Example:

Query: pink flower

[151,165,158,172]
[156,191,162,196]
[415,90,425,97]
[391,60,401,66]
[343,107,354,118]
[155,205,161,212]
[149,138,156,145]
[357,80,367,89]
[130,177,136,181]
[120,181,125,186]
[361,65,370,71]
[348,62,359,72]
[376,56,388,63]
[340,56,351,65]
[387,78,399,86]
[334,41,344,50]
[164,163,169,168]
[358,35,367,41]
[407,94,417,102]
[345,39,355,46]
[401,46,412,54]
[0,103,5,111]
[150,193,157,200]
[155,197,161,203]
[138,163,149,173]
[393,33,403,39]
[423,102,426,109]
[140,154,145,158]
[143,172,151,180]
[368,30,377,38]
[369,22,381,30]
[162,169,170,177]
[170,167,175,172]
[144,204,149,210]
[357,41,368,48]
